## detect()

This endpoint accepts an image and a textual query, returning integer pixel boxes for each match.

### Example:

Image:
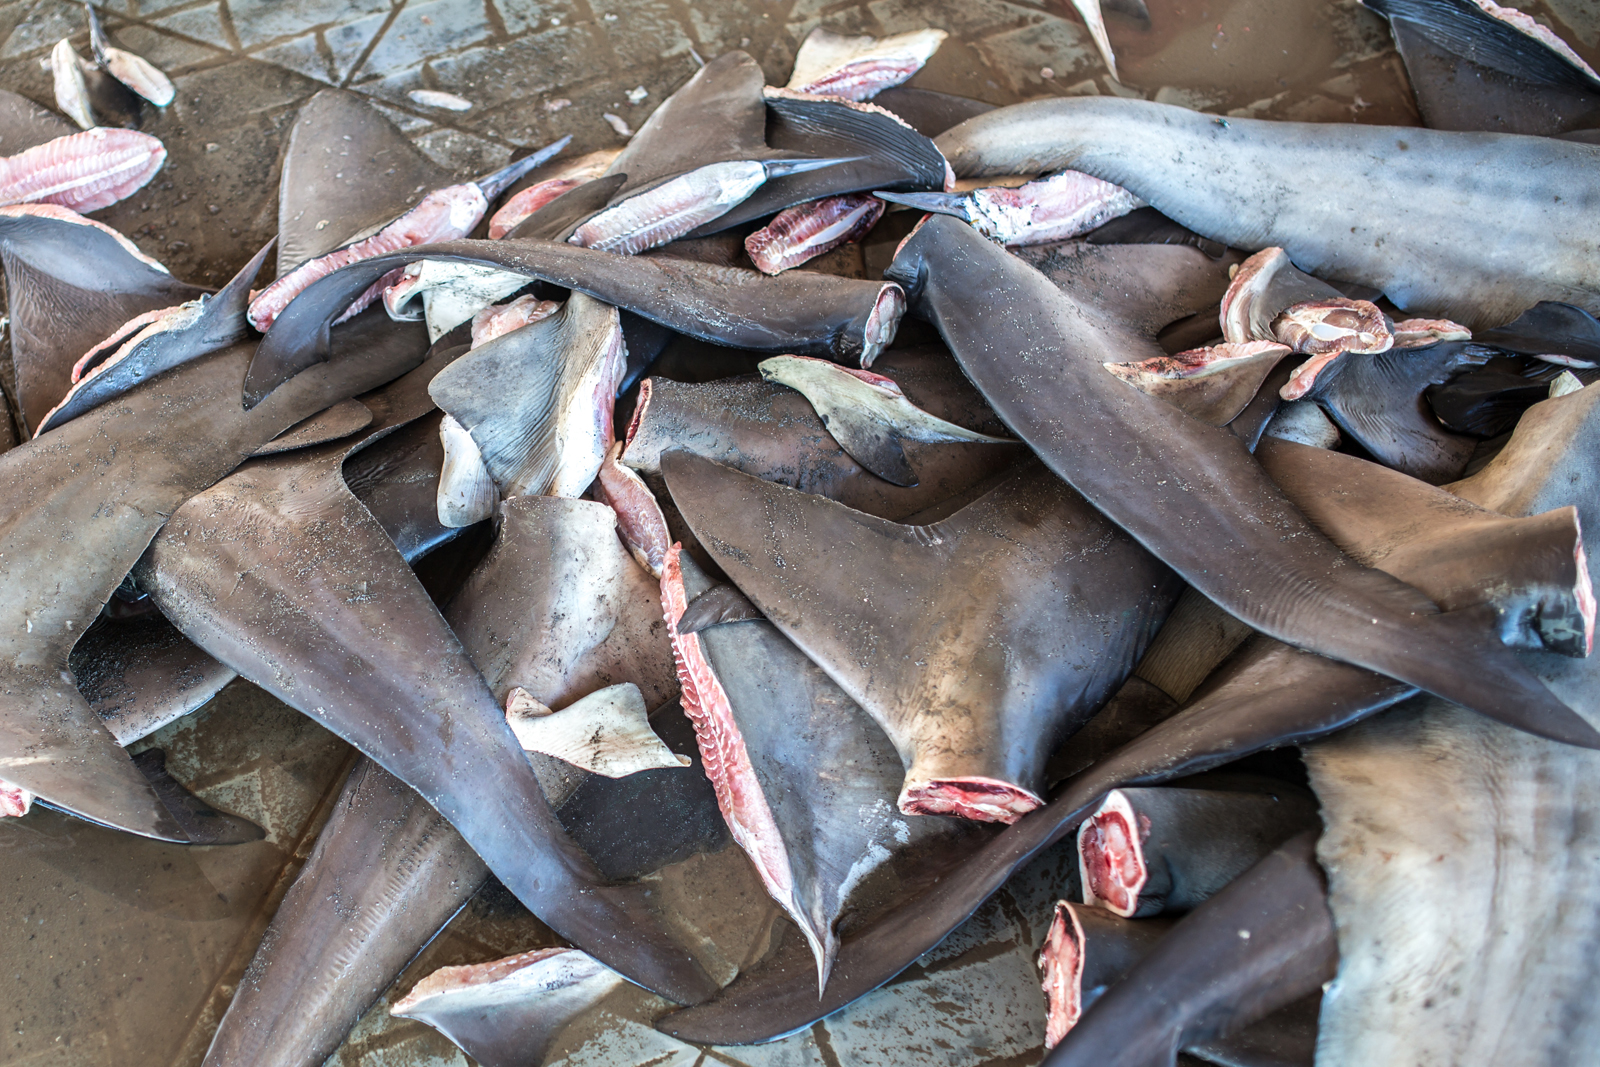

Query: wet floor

[3,0,1600,1065]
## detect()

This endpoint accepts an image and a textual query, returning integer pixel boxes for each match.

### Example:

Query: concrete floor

[3,0,1600,1065]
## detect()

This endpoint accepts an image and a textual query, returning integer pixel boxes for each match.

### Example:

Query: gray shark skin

[1044,832,1336,1067]
[135,352,714,1002]
[274,89,455,277]
[201,758,488,1067]
[662,451,1182,819]
[883,215,1595,749]
[0,206,206,432]
[1305,382,1600,1066]
[245,237,905,405]
[0,303,426,842]
[658,416,1591,1044]
[935,97,1600,329]
[623,345,1024,523]
[0,88,73,152]
[1366,0,1600,137]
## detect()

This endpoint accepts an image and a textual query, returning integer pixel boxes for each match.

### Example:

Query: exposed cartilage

[435,413,497,528]
[0,128,166,213]
[248,136,570,332]
[570,157,858,256]
[1393,317,1471,347]
[900,775,1043,823]
[506,682,690,778]
[593,441,670,578]
[1274,299,1393,359]
[785,27,949,100]
[745,192,884,274]
[1221,246,1391,359]
[1078,790,1148,916]
[1038,901,1176,1048]
[876,170,1142,246]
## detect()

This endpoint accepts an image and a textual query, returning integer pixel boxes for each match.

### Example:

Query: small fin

[873,189,972,221]
[472,135,572,201]
[131,748,265,845]
[435,413,497,527]
[678,583,764,634]
[759,354,1009,486]
[392,948,627,1067]
[507,682,690,778]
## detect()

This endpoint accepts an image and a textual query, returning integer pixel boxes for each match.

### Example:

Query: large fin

[71,613,236,747]
[661,451,1180,816]
[35,239,271,435]
[428,292,623,499]
[245,238,904,404]
[1295,341,1492,484]
[0,204,204,432]
[276,88,455,276]
[885,215,1594,754]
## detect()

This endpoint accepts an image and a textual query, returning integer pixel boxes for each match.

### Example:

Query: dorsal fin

[661,451,1179,817]
[0,205,204,432]
[276,89,455,276]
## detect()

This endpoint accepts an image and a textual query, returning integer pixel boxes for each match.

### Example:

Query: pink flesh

[1118,340,1290,380]
[900,776,1042,824]
[1533,352,1598,369]
[470,295,561,348]
[394,947,570,1009]
[860,284,906,368]
[1271,299,1393,357]
[0,778,31,818]
[488,178,584,239]
[1219,247,1287,343]
[1079,806,1146,915]
[795,59,924,101]
[1280,352,1342,400]
[0,203,168,270]
[0,128,165,214]
[38,307,201,433]
[1475,0,1600,78]
[745,193,884,275]
[1039,902,1085,1048]
[1392,317,1471,347]
[623,378,652,452]
[71,305,185,382]
[595,443,671,577]
[662,546,801,923]
[340,267,409,326]
[248,182,488,332]
[973,171,1141,245]
[1577,539,1596,656]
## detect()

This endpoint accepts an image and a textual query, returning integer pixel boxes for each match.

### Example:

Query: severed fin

[1048,832,1336,1065]
[276,89,455,276]
[253,398,373,456]
[71,613,235,746]
[429,293,625,499]
[0,205,200,434]
[1040,903,1175,1047]
[392,949,626,1067]
[1104,341,1291,426]
[1070,0,1123,81]
[1294,341,1492,484]
[786,27,948,101]
[594,441,671,578]
[504,171,626,242]
[435,413,497,528]
[36,239,271,435]
[607,52,770,198]
[130,747,264,846]
[50,39,96,130]
[382,259,532,342]
[1220,246,1345,345]
[506,682,690,778]
[678,582,763,634]
[662,451,1179,819]
[86,3,175,108]
[1477,300,1600,366]
[759,354,1011,487]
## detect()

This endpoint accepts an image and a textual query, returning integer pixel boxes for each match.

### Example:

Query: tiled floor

[4,0,1600,1064]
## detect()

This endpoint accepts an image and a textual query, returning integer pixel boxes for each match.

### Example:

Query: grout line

[339,0,407,88]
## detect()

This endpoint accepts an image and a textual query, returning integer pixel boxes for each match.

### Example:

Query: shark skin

[935,96,1600,330]
[0,301,426,842]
